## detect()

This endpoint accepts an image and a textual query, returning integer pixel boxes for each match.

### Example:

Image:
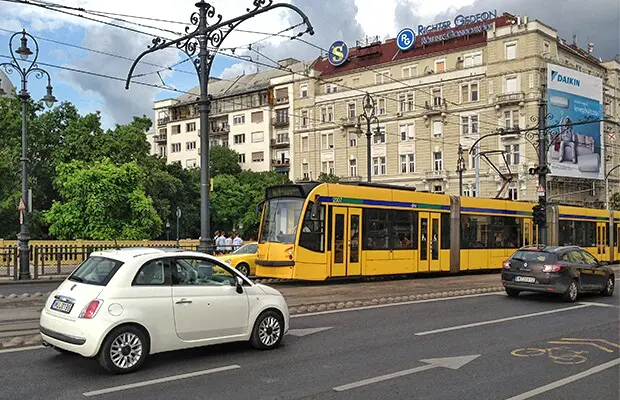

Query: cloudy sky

[0,0,618,129]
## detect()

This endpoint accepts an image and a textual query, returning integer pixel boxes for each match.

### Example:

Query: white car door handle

[175,298,192,304]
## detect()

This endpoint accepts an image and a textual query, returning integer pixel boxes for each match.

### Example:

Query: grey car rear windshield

[510,251,555,263]
[68,256,124,286]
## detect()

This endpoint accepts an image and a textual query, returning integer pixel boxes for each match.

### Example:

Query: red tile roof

[314,13,516,77]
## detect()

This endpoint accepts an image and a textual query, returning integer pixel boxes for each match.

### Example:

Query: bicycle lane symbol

[511,338,619,365]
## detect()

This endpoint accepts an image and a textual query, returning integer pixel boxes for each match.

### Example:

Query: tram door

[596,222,607,260]
[418,212,441,272]
[331,207,362,277]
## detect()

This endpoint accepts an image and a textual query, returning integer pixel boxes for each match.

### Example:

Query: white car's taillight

[79,299,103,319]
[542,264,562,273]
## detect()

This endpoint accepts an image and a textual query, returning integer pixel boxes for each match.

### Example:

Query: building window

[505,42,517,60]
[234,134,245,144]
[325,83,338,94]
[400,154,415,173]
[463,52,483,67]
[469,147,478,170]
[503,144,520,166]
[238,153,245,163]
[301,136,309,152]
[375,71,390,84]
[373,127,386,144]
[233,115,245,125]
[348,103,356,120]
[300,110,308,127]
[433,120,443,137]
[302,163,310,180]
[171,125,181,134]
[321,161,335,174]
[276,109,289,124]
[251,111,263,123]
[348,159,357,177]
[300,84,308,98]
[433,185,443,193]
[321,107,327,123]
[461,83,479,102]
[461,115,479,135]
[400,123,414,141]
[399,92,414,112]
[433,151,443,171]
[505,76,518,93]
[322,133,334,150]
[432,88,442,106]
[508,183,518,200]
[327,106,333,122]
[186,141,196,151]
[378,98,386,115]
[171,143,181,153]
[185,158,197,168]
[402,65,418,78]
[158,128,167,135]
[464,185,477,197]
[435,59,446,73]
[251,151,264,162]
[372,157,386,175]
[349,133,357,147]
[186,122,196,132]
[504,110,519,130]
[251,131,264,143]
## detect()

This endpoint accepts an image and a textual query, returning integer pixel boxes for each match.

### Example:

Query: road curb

[0,333,42,350]
[0,291,52,301]
[287,285,506,315]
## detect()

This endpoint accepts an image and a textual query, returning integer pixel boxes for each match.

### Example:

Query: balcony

[153,133,167,143]
[272,117,290,127]
[423,101,447,117]
[270,136,290,148]
[275,96,289,105]
[211,125,230,135]
[340,116,357,128]
[272,158,290,167]
[500,126,521,139]
[157,116,170,126]
[424,169,448,180]
[495,92,525,106]
[340,175,362,182]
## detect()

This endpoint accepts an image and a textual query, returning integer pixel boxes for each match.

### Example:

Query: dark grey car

[501,246,615,302]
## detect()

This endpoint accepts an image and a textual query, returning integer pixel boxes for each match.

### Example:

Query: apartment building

[292,12,620,206]
[0,71,15,98]
[151,58,310,179]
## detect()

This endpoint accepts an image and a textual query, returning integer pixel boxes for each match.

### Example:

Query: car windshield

[233,244,257,255]
[510,250,554,263]
[259,198,304,244]
[68,256,124,286]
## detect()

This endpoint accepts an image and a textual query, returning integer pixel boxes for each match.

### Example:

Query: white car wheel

[250,311,283,350]
[99,326,149,374]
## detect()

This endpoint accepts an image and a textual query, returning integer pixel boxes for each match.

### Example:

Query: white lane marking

[578,301,619,308]
[292,292,500,319]
[333,354,480,392]
[287,327,332,337]
[82,365,240,397]
[0,345,44,355]
[505,358,620,400]
[415,304,591,336]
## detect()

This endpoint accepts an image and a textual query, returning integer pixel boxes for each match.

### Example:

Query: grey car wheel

[602,276,614,296]
[98,326,149,374]
[562,280,579,302]
[237,263,250,276]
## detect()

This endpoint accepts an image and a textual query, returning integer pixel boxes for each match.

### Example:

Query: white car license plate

[51,299,73,313]
[515,276,536,283]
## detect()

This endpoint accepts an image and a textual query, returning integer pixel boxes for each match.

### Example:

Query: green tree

[610,192,620,210]
[210,145,241,176]
[45,158,161,240]
[317,172,340,183]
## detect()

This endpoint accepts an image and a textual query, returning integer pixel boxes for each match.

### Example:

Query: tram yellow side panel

[440,249,451,271]
[391,249,415,274]
[294,247,330,281]
[363,250,393,276]
[459,250,470,271]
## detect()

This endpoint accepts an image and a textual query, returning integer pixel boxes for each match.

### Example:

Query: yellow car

[217,242,258,276]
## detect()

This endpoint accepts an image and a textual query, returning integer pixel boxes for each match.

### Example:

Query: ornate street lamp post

[1,30,57,280]
[125,0,313,252]
[356,93,380,182]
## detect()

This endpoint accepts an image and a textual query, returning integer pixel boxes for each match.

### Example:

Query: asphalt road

[0,287,618,400]
[0,282,61,296]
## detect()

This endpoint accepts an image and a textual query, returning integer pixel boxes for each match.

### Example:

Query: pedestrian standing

[224,233,233,253]
[213,231,220,253]
[233,232,243,250]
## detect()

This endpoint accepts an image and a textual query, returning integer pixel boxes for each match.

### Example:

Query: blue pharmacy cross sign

[328,41,349,66]
[396,28,416,51]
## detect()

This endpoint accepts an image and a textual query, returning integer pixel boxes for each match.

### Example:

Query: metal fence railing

[1,246,18,280]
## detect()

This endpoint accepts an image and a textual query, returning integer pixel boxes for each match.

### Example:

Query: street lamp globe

[16,34,33,60]
[42,85,56,108]
[363,95,374,116]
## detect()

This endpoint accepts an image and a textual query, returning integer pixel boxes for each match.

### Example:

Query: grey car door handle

[175,298,192,304]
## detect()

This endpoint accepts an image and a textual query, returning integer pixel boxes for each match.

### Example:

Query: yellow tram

[255,182,615,281]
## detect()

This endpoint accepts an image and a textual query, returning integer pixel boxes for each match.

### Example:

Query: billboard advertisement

[546,63,604,180]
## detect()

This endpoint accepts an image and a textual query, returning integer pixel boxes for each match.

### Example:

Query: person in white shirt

[224,233,233,253]
[213,231,220,253]
[233,232,243,250]
[217,233,227,254]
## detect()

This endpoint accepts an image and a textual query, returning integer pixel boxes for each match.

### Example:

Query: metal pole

[176,211,180,247]
[366,118,372,183]
[18,79,31,280]
[538,98,548,245]
[457,144,464,196]
[474,145,479,197]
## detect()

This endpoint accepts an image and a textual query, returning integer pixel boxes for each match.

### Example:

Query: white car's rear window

[68,256,124,286]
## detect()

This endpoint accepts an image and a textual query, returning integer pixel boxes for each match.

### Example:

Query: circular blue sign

[328,41,349,66]
[396,28,416,51]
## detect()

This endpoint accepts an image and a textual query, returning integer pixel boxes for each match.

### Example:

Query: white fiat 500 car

[40,247,289,374]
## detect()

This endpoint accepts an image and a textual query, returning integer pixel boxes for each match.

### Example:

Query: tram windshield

[259,197,304,244]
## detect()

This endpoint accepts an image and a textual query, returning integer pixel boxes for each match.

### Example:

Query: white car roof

[89,247,213,263]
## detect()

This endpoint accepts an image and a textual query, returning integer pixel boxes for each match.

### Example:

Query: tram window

[441,213,450,249]
[559,220,597,247]
[489,217,521,249]
[392,210,415,249]
[363,209,391,250]
[461,215,521,249]
[461,215,490,249]
[298,201,325,253]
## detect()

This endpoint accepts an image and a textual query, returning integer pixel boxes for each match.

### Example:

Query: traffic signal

[532,204,546,226]
[528,165,549,176]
